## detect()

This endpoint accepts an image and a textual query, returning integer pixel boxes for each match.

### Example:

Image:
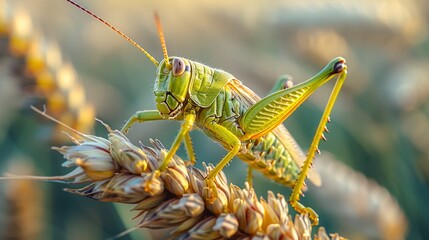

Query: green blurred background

[1,0,429,239]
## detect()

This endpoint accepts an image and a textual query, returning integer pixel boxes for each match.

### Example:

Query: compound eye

[172,58,185,76]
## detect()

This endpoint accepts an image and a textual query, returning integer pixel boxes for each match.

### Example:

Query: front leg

[121,110,165,133]
[121,110,197,165]
[158,113,196,171]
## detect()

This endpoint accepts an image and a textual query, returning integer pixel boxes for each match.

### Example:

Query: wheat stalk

[7,109,343,240]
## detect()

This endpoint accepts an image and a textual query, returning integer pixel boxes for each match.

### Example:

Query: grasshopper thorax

[154,57,192,118]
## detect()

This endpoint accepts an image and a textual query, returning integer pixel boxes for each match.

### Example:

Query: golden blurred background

[1,0,429,239]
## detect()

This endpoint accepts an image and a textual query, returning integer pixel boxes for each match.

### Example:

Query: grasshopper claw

[306,207,319,226]
[290,200,319,226]
[203,178,219,204]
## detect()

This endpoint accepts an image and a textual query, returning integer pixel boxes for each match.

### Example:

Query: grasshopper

[67,0,347,225]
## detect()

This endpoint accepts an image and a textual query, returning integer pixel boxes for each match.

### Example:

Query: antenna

[154,13,171,70]
[66,0,159,66]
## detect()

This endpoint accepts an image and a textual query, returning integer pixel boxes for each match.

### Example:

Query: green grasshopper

[67,0,347,225]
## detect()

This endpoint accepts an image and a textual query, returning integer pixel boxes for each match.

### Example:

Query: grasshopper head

[154,57,192,118]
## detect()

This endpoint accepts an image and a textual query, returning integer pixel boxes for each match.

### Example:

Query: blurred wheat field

[1,0,429,239]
